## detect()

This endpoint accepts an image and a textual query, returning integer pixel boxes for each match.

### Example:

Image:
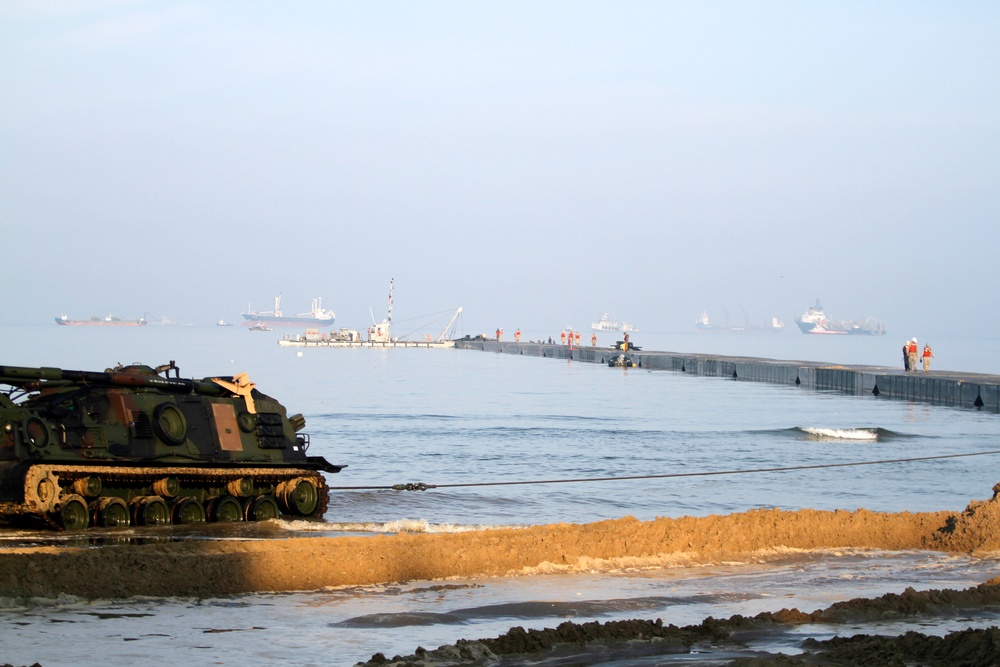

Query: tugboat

[795,300,885,336]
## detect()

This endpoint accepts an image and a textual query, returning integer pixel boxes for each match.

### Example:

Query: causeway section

[455,340,1000,414]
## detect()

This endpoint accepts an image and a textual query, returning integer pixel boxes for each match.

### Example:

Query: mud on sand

[3,485,1000,599]
[358,582,1000,666]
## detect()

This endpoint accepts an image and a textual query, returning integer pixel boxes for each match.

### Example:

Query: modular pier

[455,340,1000,414]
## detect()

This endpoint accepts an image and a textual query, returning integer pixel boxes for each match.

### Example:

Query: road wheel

[56,494,90,530]
[132,496,170,526]
[245,495,280,522]
[207,495,244,522]
[171,497,207,524]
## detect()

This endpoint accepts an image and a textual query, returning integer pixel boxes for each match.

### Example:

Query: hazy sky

[2,2,997,338]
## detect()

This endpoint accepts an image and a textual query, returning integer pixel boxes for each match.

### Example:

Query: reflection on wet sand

[357,582,1000,666]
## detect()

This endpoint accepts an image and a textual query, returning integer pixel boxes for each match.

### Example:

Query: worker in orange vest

[906,338,918,372]
[922,343,934,372]
[560,330,566,345]
[514,329,521,342]
[496,328,502,342]
[591,333,597,347]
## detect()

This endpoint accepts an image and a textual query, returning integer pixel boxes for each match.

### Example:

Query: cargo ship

[696,311,784,333]
[241,295,335,327]
[55,314,147,326]
[795,300,885,336]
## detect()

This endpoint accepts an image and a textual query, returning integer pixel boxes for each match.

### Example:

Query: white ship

[591,314,635,332]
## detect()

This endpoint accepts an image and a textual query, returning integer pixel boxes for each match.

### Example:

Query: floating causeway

[455,340,1000,414]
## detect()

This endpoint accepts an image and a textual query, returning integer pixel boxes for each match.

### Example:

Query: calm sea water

[1,324,999,666]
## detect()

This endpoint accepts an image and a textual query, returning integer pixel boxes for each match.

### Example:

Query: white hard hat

[912,337,917,342]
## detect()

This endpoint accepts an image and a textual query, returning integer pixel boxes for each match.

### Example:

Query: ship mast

[387,278,393,332]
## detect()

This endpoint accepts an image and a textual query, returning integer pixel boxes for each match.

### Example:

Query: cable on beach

[324,448,1000,492]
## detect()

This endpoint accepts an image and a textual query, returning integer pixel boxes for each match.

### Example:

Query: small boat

[608,353,635,368]
[591,314,635,332]
[248,322,272,332]
[217,319,234,327]
[55,314,147,327]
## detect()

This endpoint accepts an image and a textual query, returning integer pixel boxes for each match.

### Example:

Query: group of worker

[558,330,584,348]
[903,338,933,372]
[551,330,604,348]
[494,329,526,342]
[496,330,611,348]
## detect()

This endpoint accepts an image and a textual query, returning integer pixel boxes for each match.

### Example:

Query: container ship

[55,314,147,326]
[696,311,784,333]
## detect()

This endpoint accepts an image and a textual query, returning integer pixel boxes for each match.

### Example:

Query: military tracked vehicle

[0,361,344,530]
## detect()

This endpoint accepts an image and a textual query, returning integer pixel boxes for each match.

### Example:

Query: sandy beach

[3,487,1000,665]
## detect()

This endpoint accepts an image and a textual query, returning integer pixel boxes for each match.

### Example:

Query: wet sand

[4,489,1000,665]
[2,485,1000,599]
[357,582,1000,666]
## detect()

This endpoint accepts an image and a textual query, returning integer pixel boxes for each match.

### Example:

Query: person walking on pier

[591,333,598,348]
[922,343,934,372]
[902,340,910,371]
[907,338,919,372]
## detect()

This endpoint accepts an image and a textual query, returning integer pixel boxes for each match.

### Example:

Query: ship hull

[796,321,884,336]
[55,318,146,327]
[795,320,818,334]
[241,314,335,327]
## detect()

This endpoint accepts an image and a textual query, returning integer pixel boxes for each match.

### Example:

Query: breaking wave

[745,427,913,441]
[797,427,883,441]
[279,517,525,535]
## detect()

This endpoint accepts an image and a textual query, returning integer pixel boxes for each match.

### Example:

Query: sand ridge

[2,485,1000,599]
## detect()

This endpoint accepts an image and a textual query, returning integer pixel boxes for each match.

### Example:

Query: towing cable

[323,448,1000,492]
